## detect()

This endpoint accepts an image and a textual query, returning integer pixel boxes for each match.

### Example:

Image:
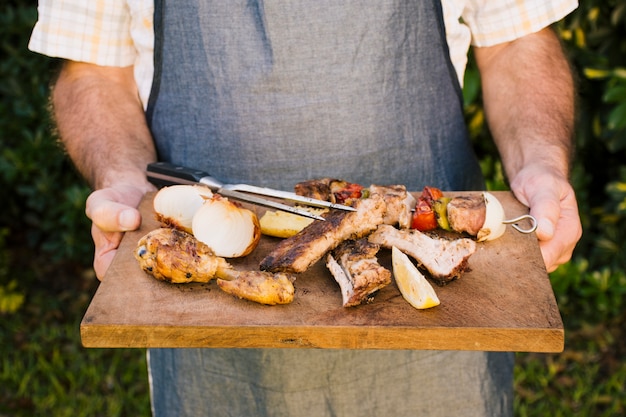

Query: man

[30,1,582,415]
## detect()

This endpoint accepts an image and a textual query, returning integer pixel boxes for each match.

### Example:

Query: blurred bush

[0,3,93,311]
[0,4,92,266]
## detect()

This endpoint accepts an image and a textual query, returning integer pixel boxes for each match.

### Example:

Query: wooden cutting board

[80,191,564,352]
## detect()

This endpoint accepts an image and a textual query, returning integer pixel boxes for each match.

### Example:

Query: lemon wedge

[391,246,440,309]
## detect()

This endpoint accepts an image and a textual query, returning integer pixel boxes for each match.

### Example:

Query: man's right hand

[85,184,155,280]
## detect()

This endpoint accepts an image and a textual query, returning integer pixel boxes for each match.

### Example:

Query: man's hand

[52,60,157,279]
[85,184,155,280]
[474,28,582,272]
[509,166,582,273]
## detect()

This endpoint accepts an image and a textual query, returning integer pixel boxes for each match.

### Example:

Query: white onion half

[477,192,507,242]
[153,185,214,232]
[192,196,261,258]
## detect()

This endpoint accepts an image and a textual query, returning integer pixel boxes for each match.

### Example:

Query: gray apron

[146,0,512,416]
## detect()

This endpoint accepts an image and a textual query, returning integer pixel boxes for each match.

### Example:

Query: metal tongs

[146,162,356,221]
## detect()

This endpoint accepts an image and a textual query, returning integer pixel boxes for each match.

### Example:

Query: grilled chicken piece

[260,192,388,273]
[326,239,391,307]
[136,228,296,305]
[368,184,416,229]
[368,225,476,285]
[217,269,295,305]
[135,227,233,283]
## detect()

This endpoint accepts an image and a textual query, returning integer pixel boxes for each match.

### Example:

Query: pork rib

[326,238,391,307]
[259,193,387,273]
[368,224,476,285]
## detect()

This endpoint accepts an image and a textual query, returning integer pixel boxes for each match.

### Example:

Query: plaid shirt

[29,0,577,107]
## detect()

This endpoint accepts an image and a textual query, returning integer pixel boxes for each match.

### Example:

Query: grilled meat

[217,269,295,305]
[260,183,416,273]
[294,178,335,202]
[326,238,391,307]
[368,184,416,229]
[295,178,364,206]
[135,227,233,283]
[295,180,415,229]
[260,193,387,273]
[136,227,296,305]
[368,224,476,285]
[447,195,486,236]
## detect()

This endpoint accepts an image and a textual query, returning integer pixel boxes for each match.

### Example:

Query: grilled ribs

[259,192,387,273]
[368,224,476,285]
[326,238,391,307]
[259,184,414,273]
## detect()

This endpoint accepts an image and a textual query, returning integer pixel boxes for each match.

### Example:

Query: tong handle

[147,162,223,190]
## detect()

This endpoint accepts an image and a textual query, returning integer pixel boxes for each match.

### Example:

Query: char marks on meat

[295,178,365,206]
[326,238,391,307]
[135,227,232,283]
[260,193,388,273]
[368,224,476,286]
[447,195,486,236]
[294,178,335,202]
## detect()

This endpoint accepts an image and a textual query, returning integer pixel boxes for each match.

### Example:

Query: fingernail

[119,209,137,230]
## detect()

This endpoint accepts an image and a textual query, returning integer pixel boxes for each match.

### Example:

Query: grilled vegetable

[410,187,508,241]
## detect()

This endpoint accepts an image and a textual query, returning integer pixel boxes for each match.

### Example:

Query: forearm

[52,61,157,191]
[474,28,575,181]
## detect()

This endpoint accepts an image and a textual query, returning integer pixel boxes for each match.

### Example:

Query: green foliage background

[1,1,625,416]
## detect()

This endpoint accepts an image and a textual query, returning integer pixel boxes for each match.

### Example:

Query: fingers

[511,168,582,272]
[91,224,124,280]
[537,191,582,272]
[86,188,143,232]
[85,185,150,280]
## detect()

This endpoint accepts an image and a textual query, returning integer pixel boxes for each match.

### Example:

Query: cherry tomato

[421,186,443,203]
[411,198,438,231]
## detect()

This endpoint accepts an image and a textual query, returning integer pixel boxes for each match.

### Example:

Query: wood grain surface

[80,191,564,352]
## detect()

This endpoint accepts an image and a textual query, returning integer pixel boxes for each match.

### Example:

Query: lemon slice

[391,246,440,309]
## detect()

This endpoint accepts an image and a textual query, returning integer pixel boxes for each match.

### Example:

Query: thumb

[86,189,143,232]
[519,187,559,242]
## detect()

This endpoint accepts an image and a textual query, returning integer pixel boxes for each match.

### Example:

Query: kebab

[410,186,537,241]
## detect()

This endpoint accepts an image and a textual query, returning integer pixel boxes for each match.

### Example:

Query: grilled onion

[477,192,507,242]
[192,196,261,258]
[153,185,213,233]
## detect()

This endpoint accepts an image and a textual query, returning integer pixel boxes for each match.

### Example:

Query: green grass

[515,317,626,416]
[0,262,151,417]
